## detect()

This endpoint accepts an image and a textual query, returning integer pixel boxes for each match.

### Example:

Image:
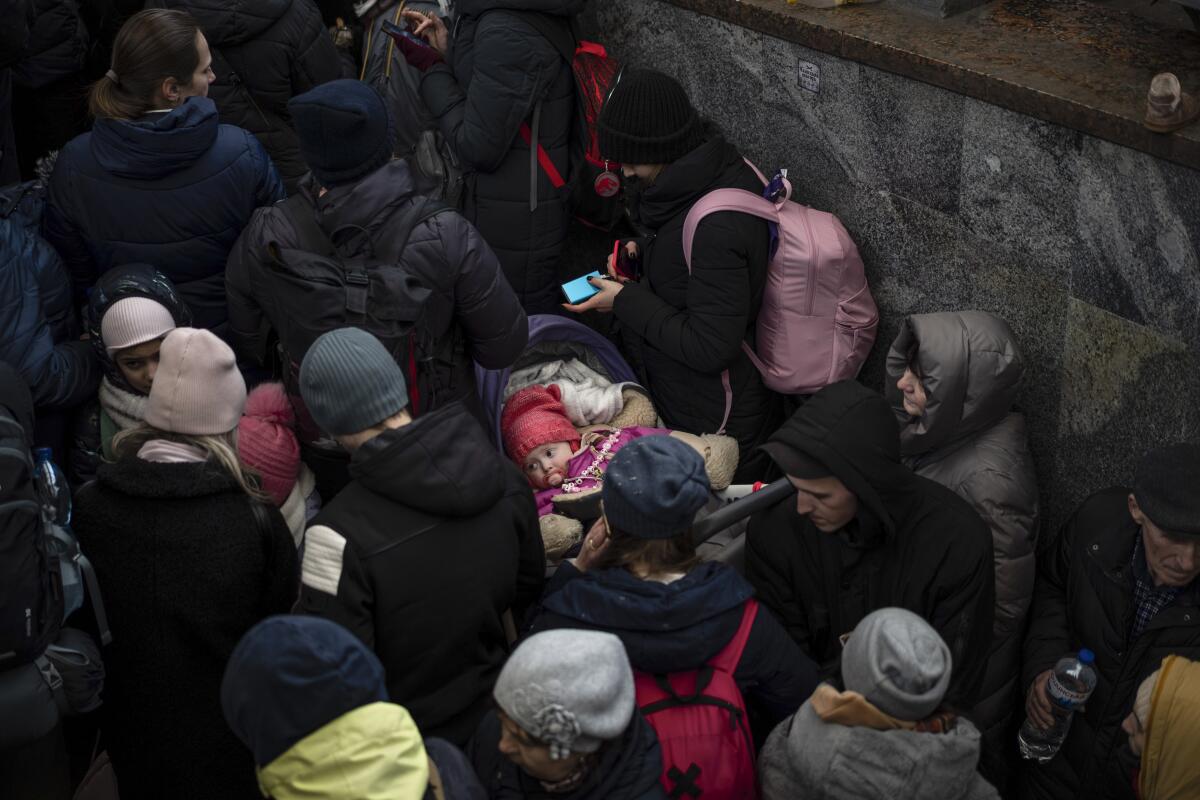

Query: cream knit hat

[145,328,247,435]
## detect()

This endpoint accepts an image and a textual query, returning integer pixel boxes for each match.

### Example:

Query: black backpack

[261,193,455,435]
[0,405,59,671]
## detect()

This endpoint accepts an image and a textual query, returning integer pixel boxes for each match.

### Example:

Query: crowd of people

[1,2,1198,800]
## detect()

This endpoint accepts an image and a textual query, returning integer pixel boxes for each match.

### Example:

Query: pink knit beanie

[238,382,301,506]
[145,328,247,435]
[501,384,580,466]
[100,297,176,355]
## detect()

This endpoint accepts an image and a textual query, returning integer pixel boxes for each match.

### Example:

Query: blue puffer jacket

[0,181,100,410]
[43,96,286,333]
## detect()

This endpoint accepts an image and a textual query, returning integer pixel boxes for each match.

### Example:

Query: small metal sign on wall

[797,59,821,93]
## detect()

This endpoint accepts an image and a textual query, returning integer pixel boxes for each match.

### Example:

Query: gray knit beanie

[493,630,634,760]
[299,328,409,436]
[841,607,952,721]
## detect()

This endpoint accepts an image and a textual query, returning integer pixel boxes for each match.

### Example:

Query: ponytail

[89,8,202,121]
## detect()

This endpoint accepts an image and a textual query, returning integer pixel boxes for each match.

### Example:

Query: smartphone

[561,271,605,304]
[380,18,425,46]
[612,240,641,282]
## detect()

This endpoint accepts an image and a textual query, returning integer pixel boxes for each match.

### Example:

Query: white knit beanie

[145,328,247,436]
[100,297,176,355]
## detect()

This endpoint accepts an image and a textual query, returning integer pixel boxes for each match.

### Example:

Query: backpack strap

[708,599,758,675]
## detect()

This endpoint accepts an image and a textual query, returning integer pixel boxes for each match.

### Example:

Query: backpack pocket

[831,281,879,385]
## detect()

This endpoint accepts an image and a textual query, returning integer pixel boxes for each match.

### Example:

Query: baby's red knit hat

[501,384,580,466]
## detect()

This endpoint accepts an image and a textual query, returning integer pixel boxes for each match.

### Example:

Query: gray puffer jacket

[883,311,1039,766]
[760,699,1000,800]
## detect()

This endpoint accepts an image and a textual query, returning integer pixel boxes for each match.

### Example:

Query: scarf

[1140,655,1200,800]
[809,683,957,733]
[98,377,148,430]
[137,440,208,464]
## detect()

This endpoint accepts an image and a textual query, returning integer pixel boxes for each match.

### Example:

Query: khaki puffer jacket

[884,311,1039,764]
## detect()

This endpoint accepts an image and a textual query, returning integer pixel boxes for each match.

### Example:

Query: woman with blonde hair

[1122,655,1200,800]
[73,327,298,799]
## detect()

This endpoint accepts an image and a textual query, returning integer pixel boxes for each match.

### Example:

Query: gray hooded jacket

[884,311,1039,745]
[760,700,1000,800]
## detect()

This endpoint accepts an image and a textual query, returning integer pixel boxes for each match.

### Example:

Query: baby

[501,384,669,518]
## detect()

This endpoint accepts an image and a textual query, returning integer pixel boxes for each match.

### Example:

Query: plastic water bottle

[33,448,83,618]
[1018,649,1097,762]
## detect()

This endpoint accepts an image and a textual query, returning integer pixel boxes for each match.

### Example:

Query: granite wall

[580,0,1200,530]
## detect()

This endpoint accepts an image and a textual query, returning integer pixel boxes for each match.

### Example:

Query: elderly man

[1022,443,1200,800]
[745,380,995,711]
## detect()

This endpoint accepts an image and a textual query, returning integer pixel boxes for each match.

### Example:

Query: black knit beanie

[1133,443,1200,536]
[287,79,395,188]
[598,69,705,165]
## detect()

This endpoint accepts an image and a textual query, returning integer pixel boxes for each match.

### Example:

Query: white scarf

[98,377,148,430]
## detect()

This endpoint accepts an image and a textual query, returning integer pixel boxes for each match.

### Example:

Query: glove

[396,32,444,72]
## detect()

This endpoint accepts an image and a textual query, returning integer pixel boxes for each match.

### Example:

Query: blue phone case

[561,271,604,304]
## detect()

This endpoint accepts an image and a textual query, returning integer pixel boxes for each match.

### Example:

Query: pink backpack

[634,600,759,800]
[683,160,878,432]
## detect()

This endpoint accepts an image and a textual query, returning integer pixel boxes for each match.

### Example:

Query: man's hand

[563,275,622,314]
[571,518,611,572]
[1026,670,1056,730]
[401,9,449,57]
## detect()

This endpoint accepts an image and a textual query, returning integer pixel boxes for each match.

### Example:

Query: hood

[159,0,290,45]
[1140,655,1200,800]
[90,97,219,180]
[86,264,193,392]
[459,0,585,19]
[257,703,429,800]
[0,362,35,439]
[885,311,1024,458]
[633,133,741,230]
[778,702,992,800]
[542,561,753,673]
[350,402,509,516]
[763,381,915,543]
[313,159,418,237]
[98,454,241,499]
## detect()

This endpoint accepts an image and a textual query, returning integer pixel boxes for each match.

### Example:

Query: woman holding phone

[563,69,784,483]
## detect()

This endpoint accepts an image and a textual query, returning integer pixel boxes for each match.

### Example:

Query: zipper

[800,208,818,316]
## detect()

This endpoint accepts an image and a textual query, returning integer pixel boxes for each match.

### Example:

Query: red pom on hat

[238,382,301,507]
[501,385,580,466]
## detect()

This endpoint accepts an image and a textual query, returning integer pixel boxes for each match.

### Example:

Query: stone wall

[581,0,1200,530]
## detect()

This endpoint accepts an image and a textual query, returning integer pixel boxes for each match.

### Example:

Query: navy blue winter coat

[529,560,819,725]
[0,181,100,410]
[42,96,286,333]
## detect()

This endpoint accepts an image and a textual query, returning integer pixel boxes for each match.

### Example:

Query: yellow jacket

[258,702,430,800]
[1141,655,1200,800]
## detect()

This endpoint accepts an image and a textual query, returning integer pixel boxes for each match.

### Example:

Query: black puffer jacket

[469,710,666,800]
[296,402,545,746]
[1021,489,1200,800]
[155,0,344,193]
[529,560,818,725]
[744,381,995,711]
[11,0,87,89]
[614,136,783,483]
[418,0,580,313]
[73,455,299,800]
[226,159,527,430]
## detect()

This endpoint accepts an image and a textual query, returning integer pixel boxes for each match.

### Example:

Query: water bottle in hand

[1018,649,1097,763]
[33,447,83,618]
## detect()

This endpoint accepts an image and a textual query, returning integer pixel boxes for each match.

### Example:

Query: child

[501,384,737,558]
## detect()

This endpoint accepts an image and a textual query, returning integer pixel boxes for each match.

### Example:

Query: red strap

[576,40,607,58]
[406,334,420,416]
[518,122,566,189]
[709,599,758,674]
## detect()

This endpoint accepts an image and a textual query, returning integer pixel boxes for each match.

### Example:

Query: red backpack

[507,12,625,230]
[635,599,759,800]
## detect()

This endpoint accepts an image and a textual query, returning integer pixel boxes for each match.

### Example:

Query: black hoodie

[297,402,544,746]
[744,381,995,710]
